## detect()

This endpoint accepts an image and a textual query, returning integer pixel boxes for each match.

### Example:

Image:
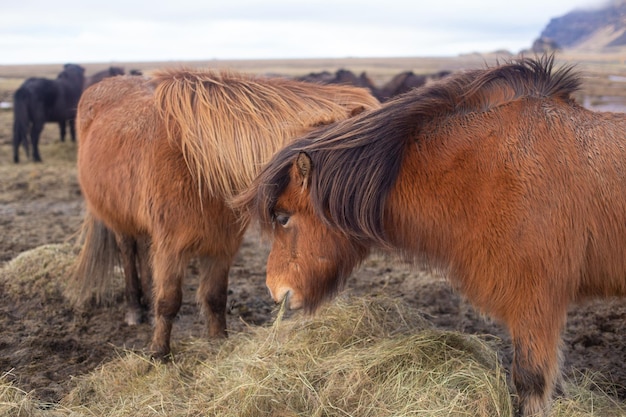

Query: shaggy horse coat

[72,69,380,359]
[236,57,626,417]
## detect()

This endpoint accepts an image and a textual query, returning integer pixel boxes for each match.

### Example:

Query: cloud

[0,0,603,64]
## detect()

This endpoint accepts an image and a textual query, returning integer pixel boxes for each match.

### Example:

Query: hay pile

[0,245,624,416]
[1,243,77,301]
[0,298,624,417]
[0,376,53,417]
[61,296,513,416]
[55,297,624,417]
[1,242,124,304]
[0,373,69,417]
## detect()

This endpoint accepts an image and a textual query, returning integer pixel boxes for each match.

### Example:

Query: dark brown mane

[242,56,582,244]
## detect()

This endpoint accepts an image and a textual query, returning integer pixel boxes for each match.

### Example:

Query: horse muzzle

[268,285,303,310]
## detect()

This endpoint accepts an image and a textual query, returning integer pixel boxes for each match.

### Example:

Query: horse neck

[61,75,84,93]
[384,112,507,262]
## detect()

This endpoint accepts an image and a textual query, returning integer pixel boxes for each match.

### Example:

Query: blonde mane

[151,68,379,200]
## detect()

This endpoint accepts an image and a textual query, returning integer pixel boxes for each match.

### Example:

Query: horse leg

[115,233,143,325]
[59,121,66,142]
[196,255,232,338]
[136,235,153,311]
[69,118,77,142]
[30,119,44,162]
[149,247,186,360]
[12,129,26,163]
[509,304,567,417]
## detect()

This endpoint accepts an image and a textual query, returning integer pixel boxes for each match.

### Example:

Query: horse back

[393,99,626,307]
[77,76,160,235]
[16,78,59,109]
[78,75,148,135]
[15,77,78,123]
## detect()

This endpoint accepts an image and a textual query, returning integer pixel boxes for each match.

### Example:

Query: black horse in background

[83,66,125,89]
[12,63,85,163]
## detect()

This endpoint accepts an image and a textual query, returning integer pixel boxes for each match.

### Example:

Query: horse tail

[12,87,30,162]
[68,212,120,306]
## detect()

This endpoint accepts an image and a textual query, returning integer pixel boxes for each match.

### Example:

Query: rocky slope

[534,1,626,52]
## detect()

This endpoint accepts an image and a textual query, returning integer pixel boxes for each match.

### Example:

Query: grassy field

[2,50,626,106]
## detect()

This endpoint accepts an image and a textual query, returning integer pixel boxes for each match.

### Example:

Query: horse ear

[295,152,312,182]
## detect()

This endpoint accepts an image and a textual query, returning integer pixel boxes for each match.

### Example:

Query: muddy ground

[0,114,624,408]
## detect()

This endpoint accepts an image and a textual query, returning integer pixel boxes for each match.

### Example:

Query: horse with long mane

[235,56,626,417]
[72,68,380,359]
[12,63,85,163]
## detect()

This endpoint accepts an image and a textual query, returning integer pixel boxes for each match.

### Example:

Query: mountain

[533,1,626,52]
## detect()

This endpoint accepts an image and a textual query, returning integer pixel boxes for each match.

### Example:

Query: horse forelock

[239,105,412,245]
[243,56,582,246]
[151,68,378,202]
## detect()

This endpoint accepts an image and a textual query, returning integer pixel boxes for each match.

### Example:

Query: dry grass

[0,373,64,417]
[0,109,13,145]
[61,296,515,417]
[0,104,75,160]
[551,372,626,416]
[0,245,625,416]
[1,51,624,98]
[1,244,77,301]
[0,158,78,199]
[0,243,124,306]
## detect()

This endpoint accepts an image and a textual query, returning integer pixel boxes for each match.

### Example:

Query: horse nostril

[268,285,292,305]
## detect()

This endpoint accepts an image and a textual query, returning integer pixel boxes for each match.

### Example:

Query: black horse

[12,63,85,163]
[83,66,125,89]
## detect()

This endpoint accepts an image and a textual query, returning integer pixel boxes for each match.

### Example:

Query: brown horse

[71,68,380,359]
[235,57,626,417]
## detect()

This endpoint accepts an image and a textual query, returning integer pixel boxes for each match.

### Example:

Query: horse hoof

[125,309,142,326]
[149,345,172,362]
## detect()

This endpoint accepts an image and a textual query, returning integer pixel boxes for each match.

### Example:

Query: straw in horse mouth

[271,287,303,310]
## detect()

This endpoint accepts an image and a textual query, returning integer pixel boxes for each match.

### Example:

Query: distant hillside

[534,1,626,52]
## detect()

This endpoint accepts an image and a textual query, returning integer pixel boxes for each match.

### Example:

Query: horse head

[59,63,86,87]
[108,66,125,76]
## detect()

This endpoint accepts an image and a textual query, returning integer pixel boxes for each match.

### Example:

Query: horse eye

[274,212,291,227]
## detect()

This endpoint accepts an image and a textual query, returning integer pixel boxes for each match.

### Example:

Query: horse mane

[151,68,378,200]
[241,55,582,244]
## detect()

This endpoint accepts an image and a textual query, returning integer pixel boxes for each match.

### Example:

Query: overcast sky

[0,0,603,65]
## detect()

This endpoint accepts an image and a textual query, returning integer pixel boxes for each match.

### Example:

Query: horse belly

[78,122,152,237]
[145,153,242,256]
[579,145,626,298]
[578,222,626,298]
